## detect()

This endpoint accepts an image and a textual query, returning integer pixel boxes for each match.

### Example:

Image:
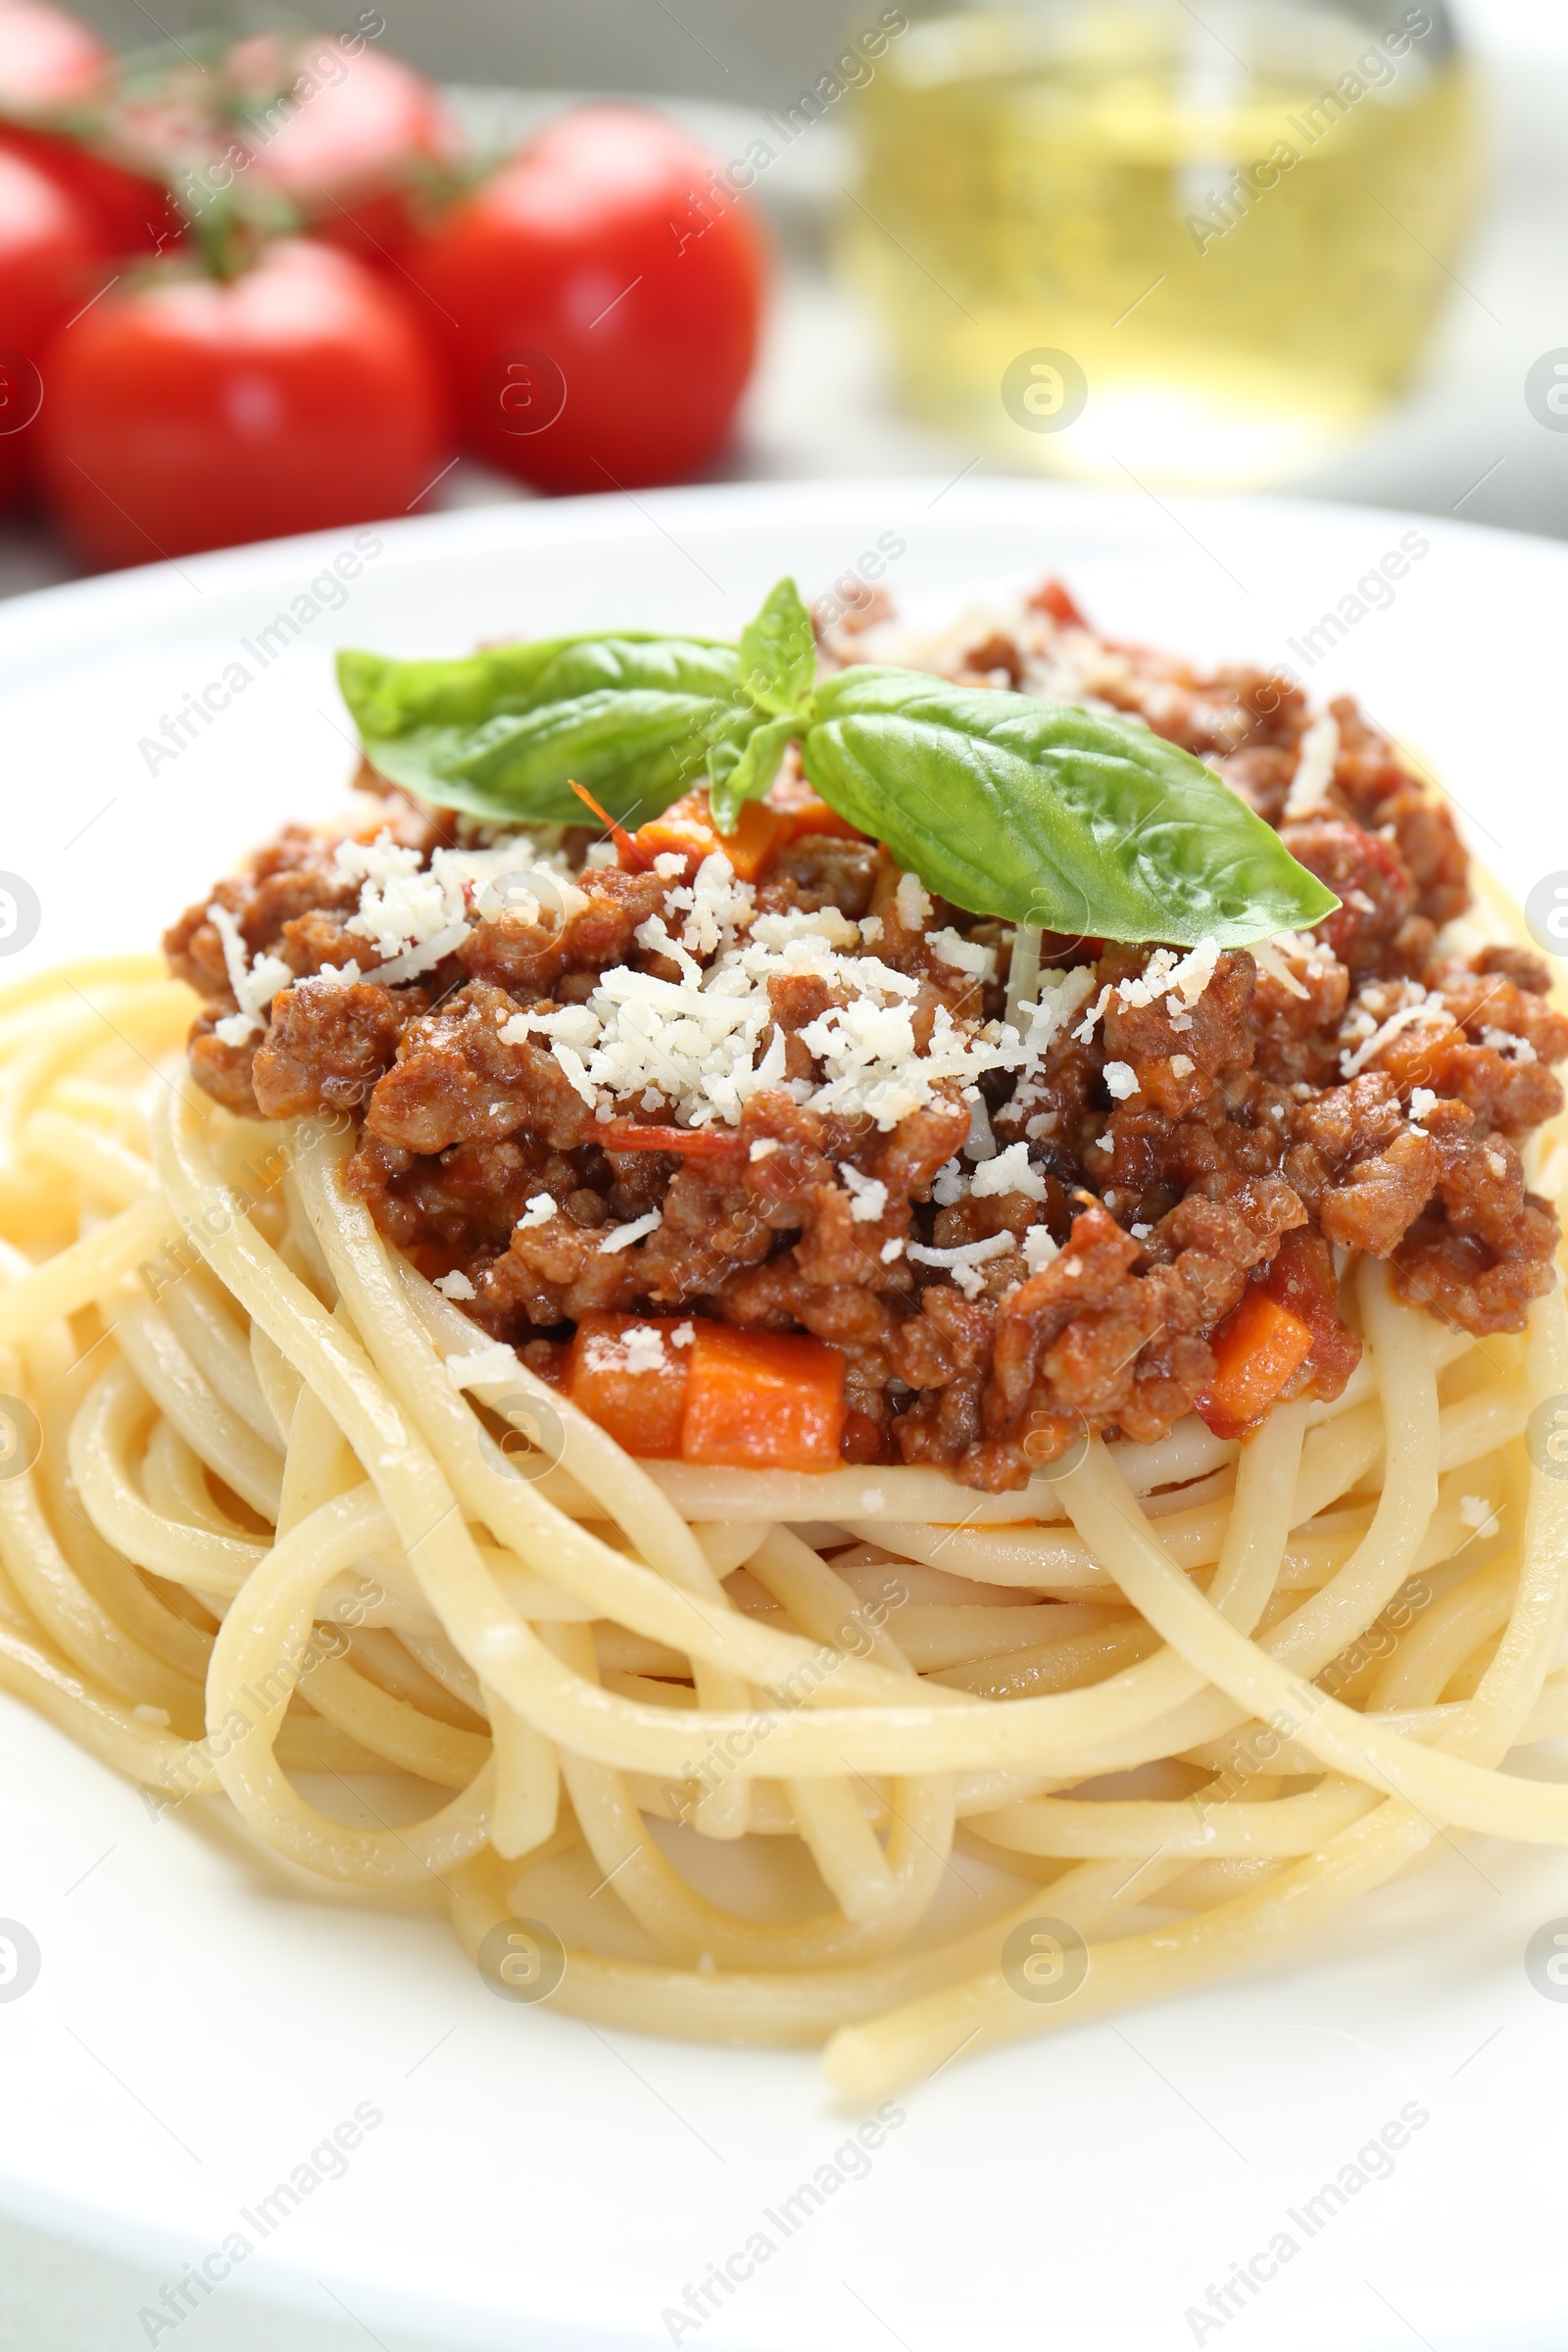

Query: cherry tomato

[0,138,105,505]
[226,31,459,260]
[402,105,765,493]
[37,236,451,564]
[0,1,174,257]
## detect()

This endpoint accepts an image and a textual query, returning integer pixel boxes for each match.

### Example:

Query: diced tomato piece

[1197,1289,1315,1440]
[681,1323,848,1470]
[411,1242,468,1285]
[566,1311,694,1458]
[840,1407,884,1464]
[632,788,793,882]
[1027,576,1090,629]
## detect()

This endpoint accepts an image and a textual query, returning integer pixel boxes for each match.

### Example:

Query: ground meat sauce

[166,585,1568,1490]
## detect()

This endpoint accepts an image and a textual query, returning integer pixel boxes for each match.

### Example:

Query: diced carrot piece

[569,780,648,869]
[764,771,867,844]
[787,796,864,844]
[597,1118,747,1162]
[1265,1227,1361,1400]
[681,1323,848,1471]
[709,795,794,881]
[1196,1289,1315,1439]
[632,789,793,883]
[631,789,717,874]
[566,1311,694,1458]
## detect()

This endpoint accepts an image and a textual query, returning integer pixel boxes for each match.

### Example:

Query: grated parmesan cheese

[493,891,1027,1135]
[297,959,365,993]
[969,1141,1049,1201]
[207,902,292,1042]
[907,1231,1014,1299]
[338,832,469,979]
[1339,985,1448,1079]
[1408,1086,1439,1126]
[1073,984,1113,1046]
[585,1323,670,1375]
[1283,710,1341,819]
[1251,934,1313,1001]
[895,871,932,931]
[598,1208,662,1254]
[1166,937,1221,1009]
[1022,1227,1059,1273]
[931,1158,970,1206]
[664,852,756,956]
[332,830,574,989]
[930,927,998,979]
[433,1268,477,1300]
[841,1165,889,1222]
[1103,1060,1139,1101]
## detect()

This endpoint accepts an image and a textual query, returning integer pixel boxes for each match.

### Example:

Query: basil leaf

[738,576,817,717]
[805,668,1340,946]
[707,732,746,802]
[338,637,759,827]
[338,638,598,739]
[710,715,799,833]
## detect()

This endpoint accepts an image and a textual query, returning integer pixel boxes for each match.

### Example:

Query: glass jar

[840,0,1479,484]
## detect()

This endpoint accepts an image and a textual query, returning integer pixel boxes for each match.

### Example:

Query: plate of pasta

[2,477,1567,2352]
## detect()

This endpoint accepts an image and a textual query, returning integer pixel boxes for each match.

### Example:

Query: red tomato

[0,1,174,257]
[0,139,105,505]
[37,237,451,564]
[0,128,176,257]
[225,32,458,259]
[0,0,106,111]
[402,105,765,493]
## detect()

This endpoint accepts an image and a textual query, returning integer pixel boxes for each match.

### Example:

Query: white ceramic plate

[2,479,1567,2352]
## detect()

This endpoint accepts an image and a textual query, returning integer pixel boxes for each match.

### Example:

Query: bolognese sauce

[165,583,1568,1489]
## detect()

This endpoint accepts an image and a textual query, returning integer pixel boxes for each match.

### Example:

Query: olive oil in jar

[842,0,1478,482]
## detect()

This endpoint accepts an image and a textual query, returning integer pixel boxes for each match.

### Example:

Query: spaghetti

[2,585,1567,2107]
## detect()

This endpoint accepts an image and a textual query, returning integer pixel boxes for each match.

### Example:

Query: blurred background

[0,0,1566,608]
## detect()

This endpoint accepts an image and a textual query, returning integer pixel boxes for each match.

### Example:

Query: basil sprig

[338,577,1338,947]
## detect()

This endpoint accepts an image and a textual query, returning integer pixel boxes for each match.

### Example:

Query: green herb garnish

[336,633,763,828]
[338,577,1338,947]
